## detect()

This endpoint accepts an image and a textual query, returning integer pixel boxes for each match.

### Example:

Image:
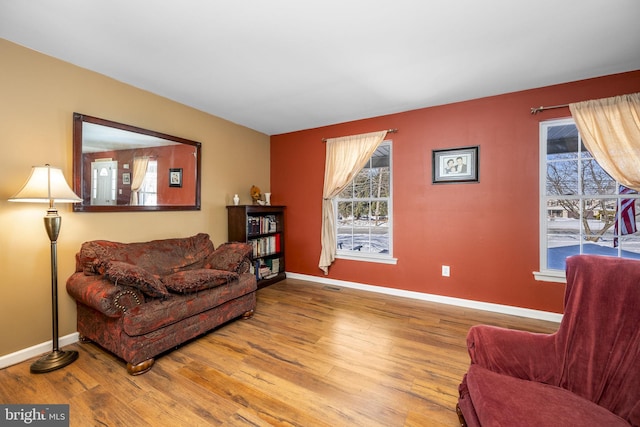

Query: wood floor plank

[0,278,560,426]
[68,385,149,426]
[179,361,334,427]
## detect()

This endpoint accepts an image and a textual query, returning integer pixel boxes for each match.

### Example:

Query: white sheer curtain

[319,130,387,274]
[129,156,149,205]
[569,93,640,190]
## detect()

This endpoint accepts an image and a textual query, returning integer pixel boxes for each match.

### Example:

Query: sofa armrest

[467,325,558,383]
[204,242,253,273]
[66,272,144,317]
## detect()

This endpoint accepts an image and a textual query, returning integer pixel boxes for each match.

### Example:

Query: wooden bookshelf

[227,205,286,288]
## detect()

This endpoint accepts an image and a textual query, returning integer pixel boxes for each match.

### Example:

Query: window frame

[334,140,397,265]
[535,117,640,282]
[138,159,158,206]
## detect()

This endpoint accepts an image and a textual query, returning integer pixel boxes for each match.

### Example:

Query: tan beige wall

[0,39,270,357]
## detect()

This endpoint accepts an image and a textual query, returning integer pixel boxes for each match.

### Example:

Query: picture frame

[169,168,183,187]
[122,172,130,185]
[432,146,479,184]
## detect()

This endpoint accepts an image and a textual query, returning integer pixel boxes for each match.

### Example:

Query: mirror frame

[72,113,202,212]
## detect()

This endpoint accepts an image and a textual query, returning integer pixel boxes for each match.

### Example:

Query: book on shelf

[270,258,280,274]
[253,258,281,280]
[250,235,281,257]
[259,265,271,278]
[247,215,279,235]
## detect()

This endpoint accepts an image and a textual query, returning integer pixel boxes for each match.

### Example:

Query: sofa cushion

[122,273,257,336]
[162,269,239,293]
[465,364,629,427]
[104,261,169,298]
[79,233,215,276]
[204,242,253,273]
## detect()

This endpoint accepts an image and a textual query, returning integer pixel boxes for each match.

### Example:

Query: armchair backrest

[556,255,640,424]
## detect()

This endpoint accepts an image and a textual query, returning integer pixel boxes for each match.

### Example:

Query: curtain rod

[530,104,570,115]
[322,128,398,142]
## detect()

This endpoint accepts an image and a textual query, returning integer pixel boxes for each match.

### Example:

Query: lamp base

[30,349,78,374]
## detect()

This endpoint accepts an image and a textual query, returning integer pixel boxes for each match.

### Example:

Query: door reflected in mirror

[73,113,201,212]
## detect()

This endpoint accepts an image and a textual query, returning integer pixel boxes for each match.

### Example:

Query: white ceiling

[1,1,639,136]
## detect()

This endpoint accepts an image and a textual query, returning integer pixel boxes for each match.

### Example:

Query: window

[138,160,158,206]
[335,141,395,264]
[537,118,640,281]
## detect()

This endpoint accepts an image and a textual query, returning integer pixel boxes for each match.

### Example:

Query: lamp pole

[30,205,79,373]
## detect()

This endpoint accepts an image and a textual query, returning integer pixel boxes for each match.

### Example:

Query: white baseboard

[285,272,563,323]
[0,333,79,370]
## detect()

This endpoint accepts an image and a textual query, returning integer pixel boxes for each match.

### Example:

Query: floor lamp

[9,164,82,373]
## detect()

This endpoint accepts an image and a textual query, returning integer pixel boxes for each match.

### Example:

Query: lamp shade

[9,165,81,204]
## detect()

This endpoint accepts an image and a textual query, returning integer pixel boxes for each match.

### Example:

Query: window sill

[533,270,566,283]
[336,253,398,265]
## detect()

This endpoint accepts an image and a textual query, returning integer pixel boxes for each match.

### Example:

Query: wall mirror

[73,113,201,212]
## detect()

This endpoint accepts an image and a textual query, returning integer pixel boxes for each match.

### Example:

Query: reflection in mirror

[73,113,201,212]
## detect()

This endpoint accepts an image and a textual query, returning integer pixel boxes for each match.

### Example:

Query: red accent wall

[270,71,640,313]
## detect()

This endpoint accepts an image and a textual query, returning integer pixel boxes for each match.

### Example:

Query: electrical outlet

[442,265,450,277]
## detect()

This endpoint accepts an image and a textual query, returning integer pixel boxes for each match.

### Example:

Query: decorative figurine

[250,185,262,204]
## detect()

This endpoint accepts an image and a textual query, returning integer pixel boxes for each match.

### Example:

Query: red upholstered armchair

[457,255,640,427]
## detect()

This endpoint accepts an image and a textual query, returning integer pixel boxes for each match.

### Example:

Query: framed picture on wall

[169,168,183,187]
[122,172,131,185]
[432,146,479,184]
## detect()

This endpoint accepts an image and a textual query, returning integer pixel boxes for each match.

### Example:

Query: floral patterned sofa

[66,233,257,375]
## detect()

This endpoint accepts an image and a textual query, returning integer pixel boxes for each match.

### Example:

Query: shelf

[227,205,286,287]
[256,272,286,288]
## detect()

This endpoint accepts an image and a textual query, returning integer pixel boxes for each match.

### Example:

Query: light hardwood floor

[0,279,559,426]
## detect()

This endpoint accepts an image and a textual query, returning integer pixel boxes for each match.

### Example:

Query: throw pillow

[205,242,253,272]
[104,261,169,298]
[162,269,239,293]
